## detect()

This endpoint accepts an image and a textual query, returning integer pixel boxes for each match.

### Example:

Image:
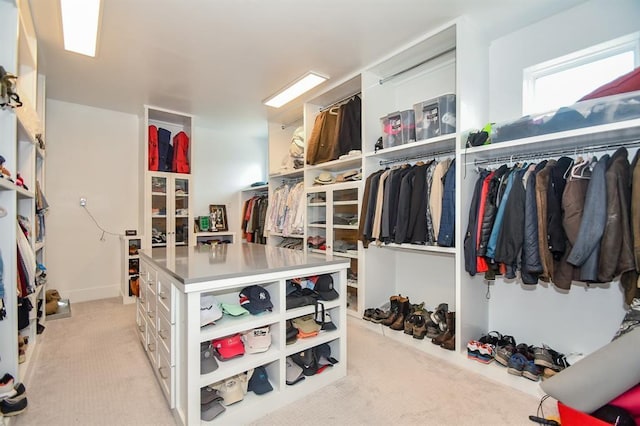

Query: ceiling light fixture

[60,0,101,57]
[264,71,328,108]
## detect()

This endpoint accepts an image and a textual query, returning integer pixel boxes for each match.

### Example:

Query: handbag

[286,282,320,310]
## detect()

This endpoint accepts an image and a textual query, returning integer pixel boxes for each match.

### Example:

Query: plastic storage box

[413,93,456,140]
[380,110,416,148]
[492,90,640,143]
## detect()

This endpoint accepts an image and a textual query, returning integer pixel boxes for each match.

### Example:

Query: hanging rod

[379,148,456,166]
[468,139,640,167]
[319,91,361,113]
[379,46,456,85]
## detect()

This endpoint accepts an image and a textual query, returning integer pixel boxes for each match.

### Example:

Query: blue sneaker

[507,353,527,376]
[523,360,542,381]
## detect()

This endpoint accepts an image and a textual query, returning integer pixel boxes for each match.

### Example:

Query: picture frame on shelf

[196,216,211,232]
[209,205,228,231]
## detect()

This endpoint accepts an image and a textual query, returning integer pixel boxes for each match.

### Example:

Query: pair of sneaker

[532,344,570,379]
[466,340,495,363]
[506,344,542,381]
[0,379,27,417]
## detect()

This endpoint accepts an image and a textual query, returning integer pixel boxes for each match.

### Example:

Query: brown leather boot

[412,314,427,339]
[432,311,455,345]
[381,295,401,326]
[390,296,410,330]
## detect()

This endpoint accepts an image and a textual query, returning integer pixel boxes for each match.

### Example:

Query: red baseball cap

[211,334,245,361]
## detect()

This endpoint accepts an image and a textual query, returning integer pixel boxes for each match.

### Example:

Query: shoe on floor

[0,383,26,401]
[507,353,527,376]
[0,396,27,416]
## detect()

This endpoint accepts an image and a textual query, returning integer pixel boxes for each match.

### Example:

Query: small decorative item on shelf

[196,215,211,232]
[209,205,228,232]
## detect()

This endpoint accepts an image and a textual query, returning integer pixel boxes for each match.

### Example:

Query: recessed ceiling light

[264,72,328,108]
[60,0,101,57]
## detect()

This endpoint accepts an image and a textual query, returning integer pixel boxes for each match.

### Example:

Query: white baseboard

[65,284,120,303]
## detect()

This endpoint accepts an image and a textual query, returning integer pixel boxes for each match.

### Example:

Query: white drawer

[136,304,147,346]
[146,266,157,296]
[146,333,158,367]
[157,311,174,365]
[156,275,175,324]
[146,292,157,323]
[157,342,175,407]
[138,279,147,306]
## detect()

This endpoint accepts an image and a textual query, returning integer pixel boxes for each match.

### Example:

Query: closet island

[136,243,349,425]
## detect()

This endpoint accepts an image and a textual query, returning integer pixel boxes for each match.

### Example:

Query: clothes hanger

[329,106,340,115]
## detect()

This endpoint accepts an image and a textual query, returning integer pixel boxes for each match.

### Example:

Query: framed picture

[209,205,228,232]
[196,216,211,232]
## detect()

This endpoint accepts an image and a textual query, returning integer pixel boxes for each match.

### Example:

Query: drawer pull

[158,330,168,340]
[139,298,145,304]
[147,310,155,318]
[147,343,156,352]
[158,366,169,379]
[138,325,145,332]
[159,292,168,300]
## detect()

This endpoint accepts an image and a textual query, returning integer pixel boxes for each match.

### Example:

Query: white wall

[191,126,267,233]
[45,100,268,302]
[489,0,640,123]
[46,100,139,302]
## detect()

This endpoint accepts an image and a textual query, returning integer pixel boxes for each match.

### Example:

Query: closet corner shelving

[120,235,142,305]
[0,0,47,386]
[141,106,195,252]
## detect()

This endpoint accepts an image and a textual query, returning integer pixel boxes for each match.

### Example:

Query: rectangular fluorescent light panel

[264,72,328,108]
[61,0,101,57]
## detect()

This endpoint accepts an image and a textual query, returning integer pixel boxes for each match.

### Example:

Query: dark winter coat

[464,170,489,275]
[495,168,527,279]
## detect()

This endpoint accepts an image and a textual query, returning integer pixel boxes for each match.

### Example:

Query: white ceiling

[30,0,587,139]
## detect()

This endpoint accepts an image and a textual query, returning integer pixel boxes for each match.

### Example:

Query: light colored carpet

[12,298,555,425]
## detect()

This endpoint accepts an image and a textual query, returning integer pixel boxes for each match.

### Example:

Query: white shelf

[269,169,304,179]
[333,252,358,259]
[269,232,304,239]
[371,243,456,254]
[283,330,341,356]
[284,299,341,320]
[200,311,280,342]
[305,155,362,172]
[241,184,269,192]
[308,248,327,256]
[151,191,167,196]
[333,225,357,230]
[308,224,326,229]
[307,202,327,207]
[463,118,640,162]
[306,181,362,192]
[199,347,281,388]
[365,133,457,162]
[152,215,167,218]
[334,201,357,206]
[196,231,236,237]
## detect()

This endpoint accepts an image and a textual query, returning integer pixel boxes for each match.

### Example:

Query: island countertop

[139,243,350,287]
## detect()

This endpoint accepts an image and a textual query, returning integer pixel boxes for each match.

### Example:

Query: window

[523,33,639,115]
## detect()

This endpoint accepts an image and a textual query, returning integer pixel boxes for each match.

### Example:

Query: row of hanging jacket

[241,194,269,244]
[464,147,640,304]
[264,181,305,237]
[358,158,456,248]
[306,95,361,165]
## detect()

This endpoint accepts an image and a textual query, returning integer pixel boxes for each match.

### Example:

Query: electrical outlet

[80,197,87,206]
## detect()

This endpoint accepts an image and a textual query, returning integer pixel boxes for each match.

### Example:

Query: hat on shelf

[315,343,339,367]
[201,399,226,421]
[213,374,247,405]
[336,169,359,182]
[200,295,223,327]
[241,326,272,354]
[286,320,298,345]
[314,274,339,301]
[285,357,305,385]
[292,314,322,335]
[220,303,249,317]
[338,150,362,160]
[247,366,274,395]
[201,342,219,374]
[201,386,224,405]
[314,172,335,185]
[211,334,245,361]
[239,285,273,315]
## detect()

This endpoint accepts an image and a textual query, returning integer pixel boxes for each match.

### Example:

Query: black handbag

[286,283,320,309]
[17,296,33,330]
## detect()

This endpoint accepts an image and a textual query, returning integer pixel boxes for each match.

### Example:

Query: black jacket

[521,163,544,284]
[408,163,429,244]
[547,157,573,260]
[495,168,527,279]
[478,164,508,256]
[395,167,416,244]
[464,170,489,276]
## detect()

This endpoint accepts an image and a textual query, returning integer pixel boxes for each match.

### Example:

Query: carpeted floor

[12,298,553,425]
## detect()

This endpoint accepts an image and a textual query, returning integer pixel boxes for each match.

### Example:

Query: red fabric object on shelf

[579,67,640,101]
[609,384,640,423]
[148,125,159,171]
[172,131,190,173]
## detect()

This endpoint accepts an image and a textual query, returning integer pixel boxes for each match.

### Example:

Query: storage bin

[414,93,456,140]
[380,110,416,148]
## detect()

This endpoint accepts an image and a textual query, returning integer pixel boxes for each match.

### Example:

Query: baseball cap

[285,357,305,385]
[201,386,224,405]
[201,400,225,421]
[239,285,273,315]
[211,334,245,361]
[292,315,321,334]
[286,320,298,345]
[220,303,249,317]
[214,374,246,406]
[315,343,338,367]
[242,326,271,354]
[200,295,223,327]
[316,310,337,331]
[314,274,339,301]
[247,366,274,395]
[201,342,219,374]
